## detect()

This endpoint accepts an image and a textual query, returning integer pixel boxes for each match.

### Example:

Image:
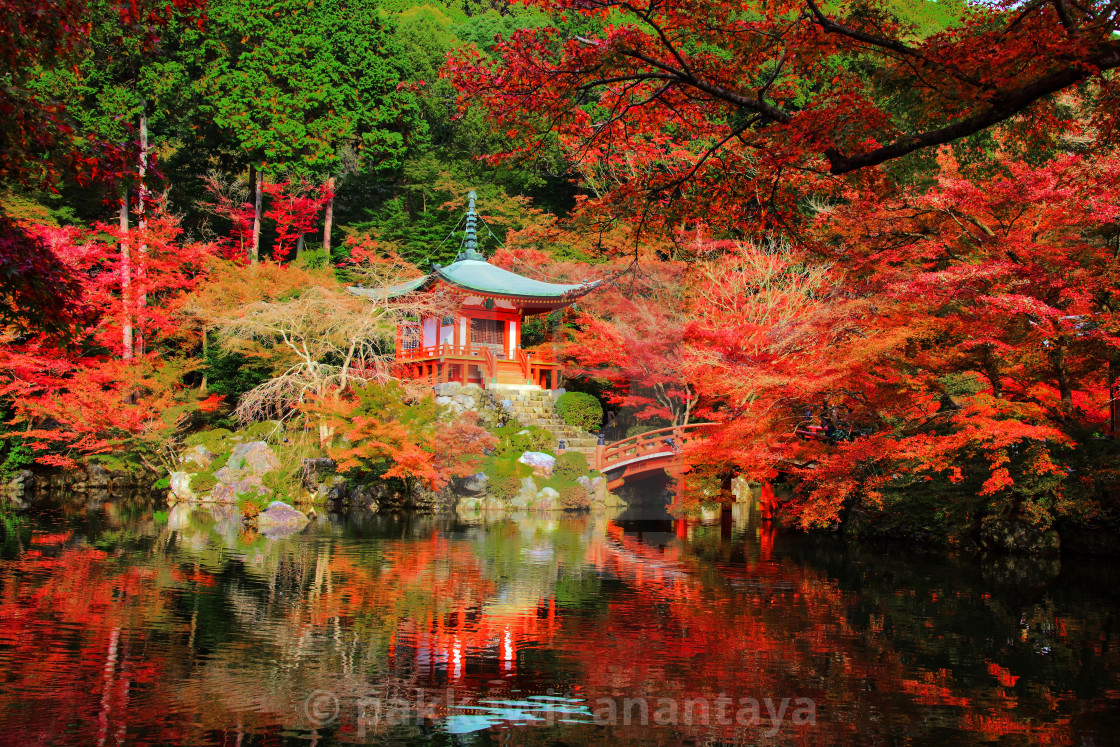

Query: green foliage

[191,472,218,494]
[261,436,321,503]
[555,392,603,433]
[540,473,591,510]
[553,450,589,480]
[203,344,273,413]
[193,0,422,178]
[0,436,32,481]
[490,421,554,458]
[481,454,533,499]
[237,492,269,521]
[152,476,171,490]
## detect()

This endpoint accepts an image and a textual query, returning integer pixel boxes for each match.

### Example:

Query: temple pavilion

[350,191,600,390]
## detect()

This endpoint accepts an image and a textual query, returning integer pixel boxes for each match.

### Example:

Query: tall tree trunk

[322,176,335,255]
[1052,336,1074,412]
[135,105,149,357]
[119,190,132,361]
[296,233,305,255]
[250,165,262,265]
[1110,358,1120,438]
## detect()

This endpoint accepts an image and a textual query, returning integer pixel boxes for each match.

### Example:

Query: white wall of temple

[508,319,518,358]
[422,317,437,347]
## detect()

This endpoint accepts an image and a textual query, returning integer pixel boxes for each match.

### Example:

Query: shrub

[556,392,603,433]
[554,450,589,479]
[191,472,218,493]
[555,480,590,509]
[237,491,269,520]
[490,422,554,458]
[482,455,533,498]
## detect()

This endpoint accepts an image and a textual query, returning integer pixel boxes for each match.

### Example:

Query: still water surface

[1,495,1119,745]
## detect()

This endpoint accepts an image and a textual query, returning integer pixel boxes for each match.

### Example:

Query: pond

[1,494,1118,745]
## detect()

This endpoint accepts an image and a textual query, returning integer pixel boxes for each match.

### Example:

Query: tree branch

[826,41,1120,174]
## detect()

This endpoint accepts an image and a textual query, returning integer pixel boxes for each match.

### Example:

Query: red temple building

[352,191,600,390]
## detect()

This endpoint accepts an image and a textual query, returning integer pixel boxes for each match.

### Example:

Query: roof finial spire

[463,190,479,256]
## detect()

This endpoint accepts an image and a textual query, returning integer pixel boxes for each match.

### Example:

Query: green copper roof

[348,258,600,301]
[438,258,599,299]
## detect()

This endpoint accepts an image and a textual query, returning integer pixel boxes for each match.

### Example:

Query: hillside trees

[0,0,204,335]
[192,0,424,261]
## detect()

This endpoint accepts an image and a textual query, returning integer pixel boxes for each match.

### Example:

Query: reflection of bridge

[587,423,717,490]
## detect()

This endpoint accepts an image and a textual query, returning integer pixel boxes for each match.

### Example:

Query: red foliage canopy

[449,0,1120,230]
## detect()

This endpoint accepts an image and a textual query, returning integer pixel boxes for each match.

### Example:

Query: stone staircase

[490,385,600,462]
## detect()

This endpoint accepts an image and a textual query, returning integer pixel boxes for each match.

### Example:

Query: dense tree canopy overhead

[449,0,1120,231]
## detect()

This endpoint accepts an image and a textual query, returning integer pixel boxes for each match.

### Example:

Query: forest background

[3,0,1120,549]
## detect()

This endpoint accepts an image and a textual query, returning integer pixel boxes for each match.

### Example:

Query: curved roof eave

[434,259,600,300]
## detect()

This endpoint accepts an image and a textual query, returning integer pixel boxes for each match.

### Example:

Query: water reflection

[0,496,1118,744]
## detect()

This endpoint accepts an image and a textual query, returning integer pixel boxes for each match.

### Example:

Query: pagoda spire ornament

[459,190,485,261]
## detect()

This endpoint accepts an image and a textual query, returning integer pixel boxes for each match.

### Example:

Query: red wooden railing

[481,346,497,385]
[594,423,717,472]
[516,348,530,382]
[398,343,478,362]
[395,341,561,388]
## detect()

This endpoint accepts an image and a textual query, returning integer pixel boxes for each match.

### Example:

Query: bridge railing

[595,423,717,472]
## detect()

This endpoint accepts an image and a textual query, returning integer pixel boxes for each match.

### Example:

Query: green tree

[194,0,424,261]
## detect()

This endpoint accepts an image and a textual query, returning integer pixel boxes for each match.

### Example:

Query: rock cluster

[170,440,279,504]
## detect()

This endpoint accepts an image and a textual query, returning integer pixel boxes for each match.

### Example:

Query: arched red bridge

[589,423,718,490]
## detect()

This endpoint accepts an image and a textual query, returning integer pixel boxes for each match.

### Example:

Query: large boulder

[169,471,196,500]
[456,472,489,496]
[86,464,111,489]
[433,382,463,397]
[518,451,556,478]
[181,445,215,470]
[301,457,337,492]
[578,475,614,507]
[453,392,478,411]
[980,519,1060,556]
[211,475,269,504]
[316,474,350,503]
[257,501,309,537]
[533,486,560,511]
[226,441,280,476]
[436,395,466,415]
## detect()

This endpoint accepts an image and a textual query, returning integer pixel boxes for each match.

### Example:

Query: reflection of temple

[351,191,600,390]
[390,597,560,681]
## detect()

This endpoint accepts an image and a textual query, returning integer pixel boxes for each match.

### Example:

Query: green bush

[554,450,589,479]
[555,392,603,433]
[482,455,533,498]
[191,472,218,493]
[490,422,554,458]
[237,491,270,520]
